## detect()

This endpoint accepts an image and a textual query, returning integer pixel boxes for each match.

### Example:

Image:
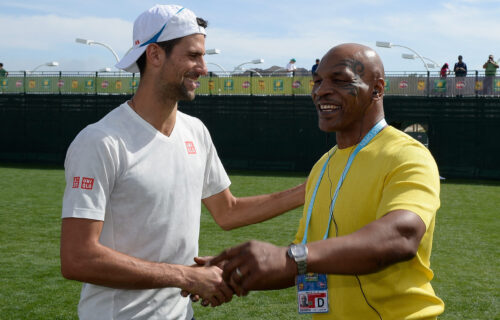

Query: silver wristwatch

[287,244,308,275]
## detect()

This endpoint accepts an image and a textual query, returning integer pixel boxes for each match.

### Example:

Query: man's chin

[178,87,196,101]
[318,120,338,133]
[179,92,196,101]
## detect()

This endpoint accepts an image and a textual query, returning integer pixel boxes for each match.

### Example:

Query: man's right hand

[181,264,234,307]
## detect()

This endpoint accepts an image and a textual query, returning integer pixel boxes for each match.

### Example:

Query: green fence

[0,94,499,179]
[1,71,500,97]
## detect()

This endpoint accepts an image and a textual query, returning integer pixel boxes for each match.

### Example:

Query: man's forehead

[318,55,364,74]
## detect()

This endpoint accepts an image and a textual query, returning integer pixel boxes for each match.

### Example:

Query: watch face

[292,245,306,258]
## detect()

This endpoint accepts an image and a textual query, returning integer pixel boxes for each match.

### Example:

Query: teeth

[319,104,341,111]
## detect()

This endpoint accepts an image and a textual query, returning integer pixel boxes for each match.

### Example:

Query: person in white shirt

[60,5,304,320]
[286,58,297,77]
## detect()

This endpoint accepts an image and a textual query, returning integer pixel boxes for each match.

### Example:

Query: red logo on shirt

[185,141,197,154]
[81,177,95,190]
[72,177,80,188]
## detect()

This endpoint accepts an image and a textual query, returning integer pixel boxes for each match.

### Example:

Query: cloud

[0,14,132,52]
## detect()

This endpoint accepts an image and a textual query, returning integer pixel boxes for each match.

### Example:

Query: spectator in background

[482,54,499,95]
[440,63,450,78]
[286,58,297,77]
[453,55,467,77]
[0,63,8,77]
[311,58,320,75]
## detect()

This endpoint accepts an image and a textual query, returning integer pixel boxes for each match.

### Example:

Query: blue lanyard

[301,119,387,244]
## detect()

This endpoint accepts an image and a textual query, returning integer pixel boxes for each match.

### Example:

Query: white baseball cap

[116,4,206,73]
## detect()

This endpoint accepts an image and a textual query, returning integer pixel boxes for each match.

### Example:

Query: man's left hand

[209,240,296,296]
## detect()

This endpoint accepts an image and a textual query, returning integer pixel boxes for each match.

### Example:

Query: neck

[129,85,178,136]
[336,110,385,149]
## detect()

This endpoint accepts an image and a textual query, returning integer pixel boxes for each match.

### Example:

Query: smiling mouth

[318,104,341,111]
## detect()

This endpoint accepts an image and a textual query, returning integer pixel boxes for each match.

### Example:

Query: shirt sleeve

[376,143,440,229]
[201,125,231,199]
[61,127,119,220]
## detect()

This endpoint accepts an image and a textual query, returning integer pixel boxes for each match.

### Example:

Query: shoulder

[68,105,128,151]
[376,127,438,173]
[177,111,207,131]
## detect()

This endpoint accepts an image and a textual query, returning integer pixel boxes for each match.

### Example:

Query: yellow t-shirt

[294,126,444,320]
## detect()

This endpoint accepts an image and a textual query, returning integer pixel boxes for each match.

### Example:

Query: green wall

[0,94,498,179]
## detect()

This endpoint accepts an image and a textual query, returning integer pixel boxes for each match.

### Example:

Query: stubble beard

[158,78,195,103]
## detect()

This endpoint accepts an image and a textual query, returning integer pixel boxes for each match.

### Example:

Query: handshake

[179,240,297,307]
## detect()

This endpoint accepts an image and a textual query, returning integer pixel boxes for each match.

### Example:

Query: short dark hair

[136,17,208,75]
[0,63,3,67]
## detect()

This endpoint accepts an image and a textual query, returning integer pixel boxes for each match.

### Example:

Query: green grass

[0,164,498,319]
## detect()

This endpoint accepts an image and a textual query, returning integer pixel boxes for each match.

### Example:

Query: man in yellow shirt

[210,43,444,319]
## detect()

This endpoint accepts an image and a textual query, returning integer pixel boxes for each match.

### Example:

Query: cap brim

[115,46,147,73]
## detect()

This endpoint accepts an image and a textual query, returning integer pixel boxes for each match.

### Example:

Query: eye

[333,79,349,83]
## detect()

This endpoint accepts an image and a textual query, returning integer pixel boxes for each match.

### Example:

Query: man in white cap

[60,4,304,320]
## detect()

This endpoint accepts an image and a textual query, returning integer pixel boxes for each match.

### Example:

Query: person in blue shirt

[453,55,467,77]
[311,59,320,74]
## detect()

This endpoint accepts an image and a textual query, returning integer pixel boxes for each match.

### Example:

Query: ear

[145,43,164,71]
[372,78,385,101]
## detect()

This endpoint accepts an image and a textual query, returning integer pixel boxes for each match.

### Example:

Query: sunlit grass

[0,164,498,319]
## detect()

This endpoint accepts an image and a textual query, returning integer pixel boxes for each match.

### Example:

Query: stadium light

[206,48,221,55]
[232,59,264,74]
[376,41,429,72]
[31,61,59,72]
[402,53,440,69]
[75,38,120,63]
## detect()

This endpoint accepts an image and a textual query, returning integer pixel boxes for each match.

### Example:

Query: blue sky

[1,0,499,73]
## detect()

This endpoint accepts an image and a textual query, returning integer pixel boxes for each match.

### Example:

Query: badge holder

[297,273,329,313]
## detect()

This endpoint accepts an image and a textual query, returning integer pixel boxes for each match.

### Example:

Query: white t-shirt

[62,102,231,320]
[286,62,297,77]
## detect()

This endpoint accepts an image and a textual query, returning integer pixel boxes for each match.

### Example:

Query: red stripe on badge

[185,141,197,154]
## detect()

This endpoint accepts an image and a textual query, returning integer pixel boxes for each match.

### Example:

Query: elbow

[216,218,236,231]
[389,237,420,265]
[60,258,78,280]
[60,251,87,281]
[397,243,418,262]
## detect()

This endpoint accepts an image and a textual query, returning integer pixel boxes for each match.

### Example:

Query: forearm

[212,182,305,230]
[61,241,191,290]
[306,210,424,275]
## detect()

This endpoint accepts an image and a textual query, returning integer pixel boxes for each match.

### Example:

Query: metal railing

[0,70,499,97]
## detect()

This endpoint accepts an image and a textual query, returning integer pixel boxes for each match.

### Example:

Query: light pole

[31,61,59,72]
[270,68,288,76]
[75,38,120,63]
[243,69,263,78]
[207,63,230,76]
[376,41,429,72]
[401,53,440,69]
[232,59,264,74]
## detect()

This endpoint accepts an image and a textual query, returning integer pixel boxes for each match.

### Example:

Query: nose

[313,79,332,98]
[196,56,208,76]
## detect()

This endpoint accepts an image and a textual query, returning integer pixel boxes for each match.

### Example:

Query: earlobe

[372,79,385,100]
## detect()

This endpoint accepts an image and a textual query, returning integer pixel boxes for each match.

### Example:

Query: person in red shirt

[440,63,450,78]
